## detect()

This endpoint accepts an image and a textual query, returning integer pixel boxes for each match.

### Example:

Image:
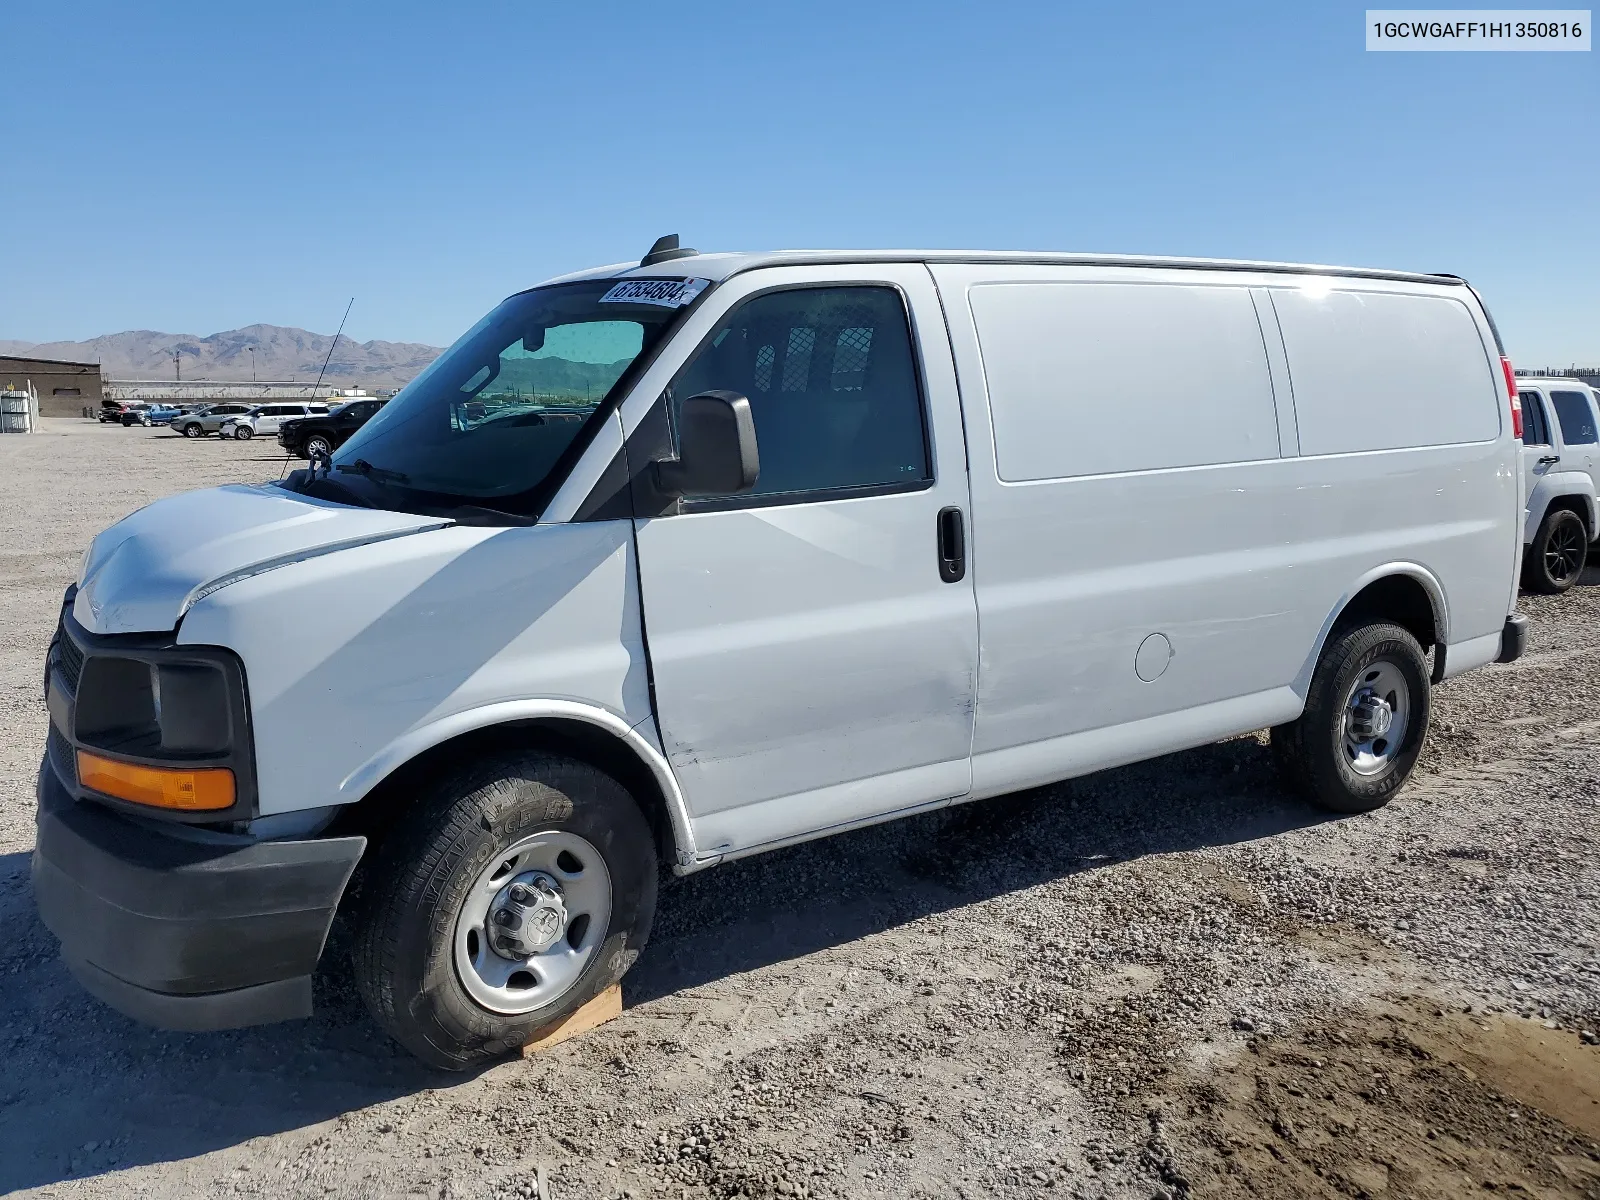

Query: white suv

[220,403,330,441]
[1517,378,1600,592]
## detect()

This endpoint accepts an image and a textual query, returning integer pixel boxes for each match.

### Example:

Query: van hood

[74,484,450,635]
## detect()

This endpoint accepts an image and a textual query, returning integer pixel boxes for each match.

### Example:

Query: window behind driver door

[668,286,932,503]
[1521,392,1551,446]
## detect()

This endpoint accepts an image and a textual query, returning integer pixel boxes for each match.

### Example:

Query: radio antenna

[281,297,354,481]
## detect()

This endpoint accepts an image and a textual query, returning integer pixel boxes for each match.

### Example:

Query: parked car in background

[98,400,135,423]
[278,397,387,459]
[220,403,330,441]
[1517,378,1600,592]
[121,403,182,427]
[115,404,152,426]
[172,404,258,438]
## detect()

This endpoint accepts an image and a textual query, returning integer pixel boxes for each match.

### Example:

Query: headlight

[76,657,234,756]
[54,617,256,821]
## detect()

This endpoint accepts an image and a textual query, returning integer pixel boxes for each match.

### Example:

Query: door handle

[937,507,966,583]
[1538,455,1561,465]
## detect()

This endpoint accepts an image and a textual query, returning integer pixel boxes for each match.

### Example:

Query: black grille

[47,724,77,789]
[57,622,85,693]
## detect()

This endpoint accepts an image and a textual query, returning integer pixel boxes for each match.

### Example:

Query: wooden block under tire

[521,985,622,1055]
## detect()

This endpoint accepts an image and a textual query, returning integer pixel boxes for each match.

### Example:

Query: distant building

[103,381,401,404]
[0,356,103,417]
[1517,367,1600,388]
[104,379,344,405]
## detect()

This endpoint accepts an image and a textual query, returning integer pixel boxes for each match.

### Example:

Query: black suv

[277,398,387,458]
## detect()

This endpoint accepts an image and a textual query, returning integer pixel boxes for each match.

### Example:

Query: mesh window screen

[670,287,931,499]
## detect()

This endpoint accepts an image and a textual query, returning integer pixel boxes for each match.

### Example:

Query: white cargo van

[35,241,1528,1068]
[1515,378,1600,592]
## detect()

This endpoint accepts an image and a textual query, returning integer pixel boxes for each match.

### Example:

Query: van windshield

[325,278,705,518]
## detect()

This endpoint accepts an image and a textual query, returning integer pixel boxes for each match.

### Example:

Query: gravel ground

[2,420,1598,1199]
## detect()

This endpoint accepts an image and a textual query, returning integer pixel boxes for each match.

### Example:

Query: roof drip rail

[640,234,698,267]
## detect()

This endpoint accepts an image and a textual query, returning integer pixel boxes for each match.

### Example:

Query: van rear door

[627,264,979,857]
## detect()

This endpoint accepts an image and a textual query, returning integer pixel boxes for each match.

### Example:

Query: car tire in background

[233,426,253,440]
[306,434,333,459]
[1273,621,1431,815]
[1523,507,1587,595]
[350,751,658,1071]
[181,423,204,438]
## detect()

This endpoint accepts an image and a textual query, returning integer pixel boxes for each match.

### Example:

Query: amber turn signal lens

[76,751,235,811]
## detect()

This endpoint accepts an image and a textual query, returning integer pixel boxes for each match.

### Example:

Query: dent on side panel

[178,522,651,815]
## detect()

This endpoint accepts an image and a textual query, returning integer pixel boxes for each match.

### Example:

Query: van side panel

[931,264,1518,801]
[1268,283,1517,654]
[933,264,1307,781]
[1271,289,1501,455]
[971,281,1282,479]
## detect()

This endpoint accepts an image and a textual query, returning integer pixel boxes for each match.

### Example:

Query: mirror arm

[653,455,689,496]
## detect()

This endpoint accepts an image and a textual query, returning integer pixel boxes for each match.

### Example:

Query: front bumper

[33,759,365,1031]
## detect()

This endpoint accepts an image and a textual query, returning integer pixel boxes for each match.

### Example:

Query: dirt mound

[1167,996,1600,1198]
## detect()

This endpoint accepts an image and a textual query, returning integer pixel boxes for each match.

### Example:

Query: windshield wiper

[335,459,411,485]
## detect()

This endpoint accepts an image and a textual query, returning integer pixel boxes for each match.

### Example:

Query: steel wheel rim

[453,830,612,1015]
[1545,520,1584,584]
[1342,659,1410,777]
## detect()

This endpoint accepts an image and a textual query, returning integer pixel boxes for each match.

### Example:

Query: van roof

[535,249,1468,290]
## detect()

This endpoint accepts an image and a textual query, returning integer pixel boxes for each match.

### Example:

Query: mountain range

[2,325,444,390]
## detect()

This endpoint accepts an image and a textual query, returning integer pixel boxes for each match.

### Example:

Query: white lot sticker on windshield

[598,278,711,308]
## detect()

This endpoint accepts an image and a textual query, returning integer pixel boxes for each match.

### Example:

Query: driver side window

[669,286,932,502]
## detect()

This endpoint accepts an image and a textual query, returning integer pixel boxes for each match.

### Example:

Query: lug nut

[509,884,531,903]
[493,908,517,927]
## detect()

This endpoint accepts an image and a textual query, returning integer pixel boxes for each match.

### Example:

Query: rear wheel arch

[1328,570,1442,650]
[1544,493,1597,540]
[1298,569,1445,694]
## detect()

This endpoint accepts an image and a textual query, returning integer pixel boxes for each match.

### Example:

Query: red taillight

[1501,356,1522,439]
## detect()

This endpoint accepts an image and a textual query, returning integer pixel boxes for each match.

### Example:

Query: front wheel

[181,422,203,438]
[233,425,253,440]
[1523,508,1587,594]
[351,752,658,1070]
[306,434,333,459]
[1273,621,1431,814]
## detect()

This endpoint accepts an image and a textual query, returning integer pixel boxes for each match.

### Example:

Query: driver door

[626,265,979,859]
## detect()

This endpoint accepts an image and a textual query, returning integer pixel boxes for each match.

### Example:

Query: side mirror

[654,390,760,498]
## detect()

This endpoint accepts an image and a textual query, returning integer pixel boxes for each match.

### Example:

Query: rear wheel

[351,752,658,1070]
[1523,508,1587,594]
[1273,621,1431,814]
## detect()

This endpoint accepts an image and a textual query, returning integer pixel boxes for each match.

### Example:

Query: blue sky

[2,0,1595,363]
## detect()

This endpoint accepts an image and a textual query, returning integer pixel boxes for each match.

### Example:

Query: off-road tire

[1523,508,1587,594]
[350,752,658,1071]
[1273,621,1430,814]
